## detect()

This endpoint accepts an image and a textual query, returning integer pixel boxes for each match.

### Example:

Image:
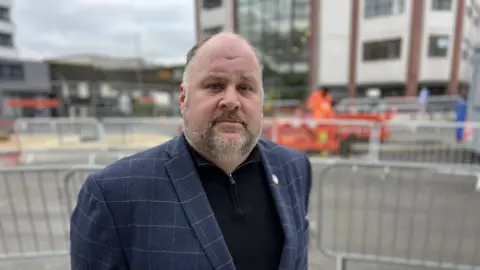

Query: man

[455,86,469,142]
[70,32,312,270]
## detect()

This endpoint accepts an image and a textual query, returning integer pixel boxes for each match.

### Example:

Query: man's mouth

[217,120,241,124]
[213,119,245,129]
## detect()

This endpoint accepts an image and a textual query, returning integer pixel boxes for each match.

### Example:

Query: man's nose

[219,86,241,110]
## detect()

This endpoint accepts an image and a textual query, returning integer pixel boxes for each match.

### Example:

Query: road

[1,159,480,270]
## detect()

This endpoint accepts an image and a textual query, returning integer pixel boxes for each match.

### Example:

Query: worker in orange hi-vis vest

[306,88,334,119]
[321,90,334,117]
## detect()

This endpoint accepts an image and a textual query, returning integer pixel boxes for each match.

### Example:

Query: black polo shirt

[186,138,285,270]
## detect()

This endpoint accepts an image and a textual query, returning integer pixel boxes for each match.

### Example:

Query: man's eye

[206,83,223,90]
[238,85,252,92]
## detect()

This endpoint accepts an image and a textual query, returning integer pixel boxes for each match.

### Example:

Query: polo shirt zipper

[226,160,257,216]
[228,174,245,216]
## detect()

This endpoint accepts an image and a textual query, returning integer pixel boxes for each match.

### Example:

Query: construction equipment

[267,90,392,156]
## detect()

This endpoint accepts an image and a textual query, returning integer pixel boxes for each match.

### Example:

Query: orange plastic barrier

[269,118,391,155]
[273,121,339,152]
[6,98,59,108]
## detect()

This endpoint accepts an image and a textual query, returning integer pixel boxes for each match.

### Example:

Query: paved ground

[1,159,480,270]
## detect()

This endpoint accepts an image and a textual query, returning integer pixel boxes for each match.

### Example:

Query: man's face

[179,36,263,160]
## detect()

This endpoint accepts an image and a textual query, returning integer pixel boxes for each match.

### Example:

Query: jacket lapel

[165,136,235,270]
[258,143,297,270]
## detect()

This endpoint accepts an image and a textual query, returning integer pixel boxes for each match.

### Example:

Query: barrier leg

[336,256,347,270]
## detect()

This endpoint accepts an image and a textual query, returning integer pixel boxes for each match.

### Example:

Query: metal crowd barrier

[2,159,480,270]
[375,121,480,173]
[315,161,480,270]
[13,118,107,151]
[20,149,138,166]
[6,117,480,175]
[0,165,103,260]
[101,117,181,150]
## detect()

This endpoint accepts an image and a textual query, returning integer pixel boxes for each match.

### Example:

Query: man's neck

[184,134,254,173]
[197,146,248,174]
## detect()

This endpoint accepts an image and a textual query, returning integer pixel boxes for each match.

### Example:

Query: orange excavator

[270,89,392,156]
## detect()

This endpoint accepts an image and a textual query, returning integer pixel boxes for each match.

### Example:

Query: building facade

[0,0,17,59]
[0,60,52,117]
[196,0,312,100]
[195,0,480,98]
[47,55,184,117]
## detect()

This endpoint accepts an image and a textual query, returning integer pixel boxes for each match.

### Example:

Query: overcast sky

[13,0,196,64]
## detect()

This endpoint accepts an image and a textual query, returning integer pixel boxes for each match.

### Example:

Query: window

[428,35,449,57]
[0,64,24,80]
[0,32,12,47]
[202,0,222,9]
[364,0,405,18]
[432,0,452,11]
[363,38,402,61]
[0,6,10,21]
[202,26,223,37]
[472,4,480,27]
[462,39,472,60]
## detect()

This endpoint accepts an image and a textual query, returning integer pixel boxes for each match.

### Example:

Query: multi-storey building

[195,0,480,98]
[47,54,184,117]
[0,0,16,58]
[196,0,311,99]
[0,0,54,118]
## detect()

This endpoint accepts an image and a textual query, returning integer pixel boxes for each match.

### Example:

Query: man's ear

[179,83,187,113]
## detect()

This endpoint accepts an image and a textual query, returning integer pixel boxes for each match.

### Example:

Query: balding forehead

[182,32,264,84]
[198,34,257,61]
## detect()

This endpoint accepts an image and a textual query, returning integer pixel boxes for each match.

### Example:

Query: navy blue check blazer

[70,135,312,270]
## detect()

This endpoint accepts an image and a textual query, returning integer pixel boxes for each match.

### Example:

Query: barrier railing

[375,121,480,172]
[335,95,459,122]
[2,158,480,269]
[270,119,480,173]
[13,118,107,151]
[0,165,103,260]
[19,149,138,166]
[336,95,459,111]
[7,117,480,175]
[101,117,182,150]
[315,160,480,270]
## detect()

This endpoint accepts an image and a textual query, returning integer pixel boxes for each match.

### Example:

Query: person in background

[70,32,313,270]
[455,86,468,142]
[322,88,333,106]
[307,88,334,119]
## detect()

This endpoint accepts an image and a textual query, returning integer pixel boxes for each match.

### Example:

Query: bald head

[182,32,263,84]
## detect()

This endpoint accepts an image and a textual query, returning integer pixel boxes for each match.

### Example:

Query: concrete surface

[1,161,480,269]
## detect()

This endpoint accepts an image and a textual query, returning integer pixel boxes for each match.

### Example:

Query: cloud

[13,0,196,64]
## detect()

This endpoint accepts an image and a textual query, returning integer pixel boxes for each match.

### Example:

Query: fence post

[336,255,347,270]
[367,123,381,162]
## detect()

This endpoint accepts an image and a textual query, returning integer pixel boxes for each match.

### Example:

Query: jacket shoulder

[92,137,177,180]
[258,138,308,163]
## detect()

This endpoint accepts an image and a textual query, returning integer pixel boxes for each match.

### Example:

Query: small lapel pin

[272,174,279,185]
